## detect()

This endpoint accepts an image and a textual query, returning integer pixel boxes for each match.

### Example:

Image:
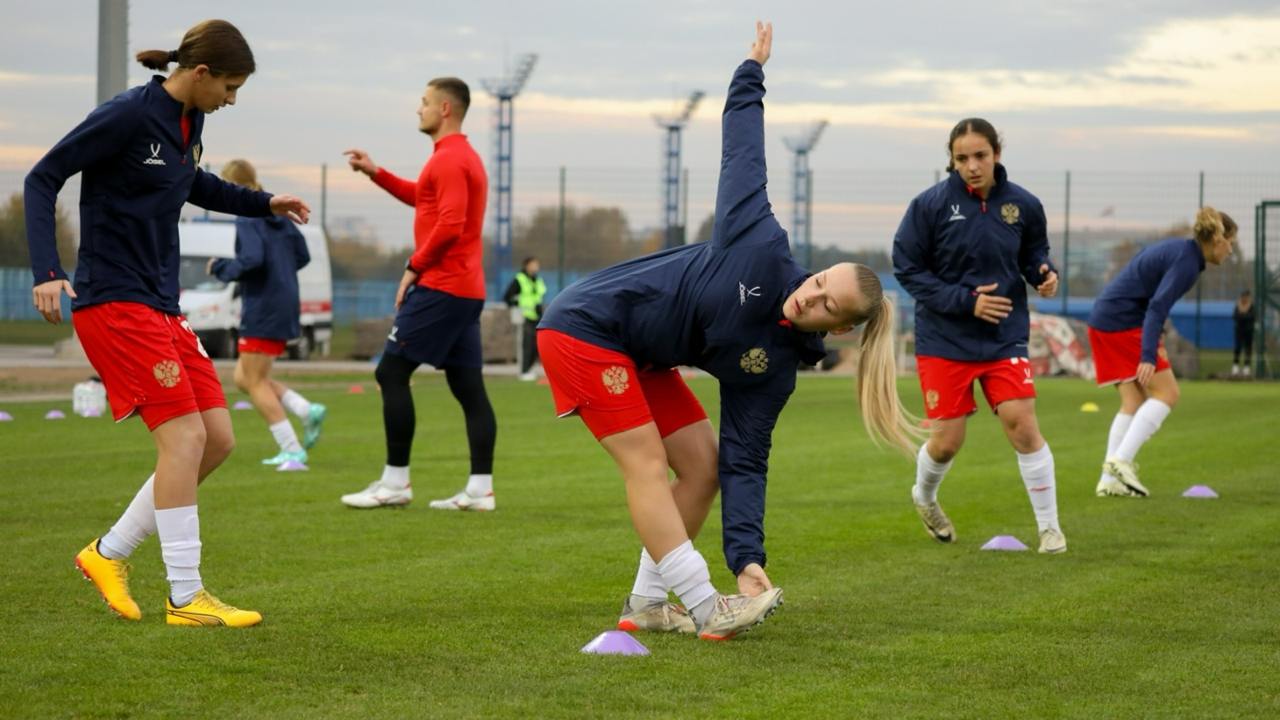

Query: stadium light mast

[97,0,128,105]
[653,91,704,248]
[783,120,828,268]
[481,53,538,297]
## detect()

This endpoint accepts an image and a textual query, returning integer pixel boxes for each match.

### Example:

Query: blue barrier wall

[0,266,1242,349]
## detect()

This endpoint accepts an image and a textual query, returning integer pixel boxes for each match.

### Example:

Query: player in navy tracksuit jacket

[210,159,327,469]
[892,117,1067,554]
[1086,208,1235,498]
[538,23,917,640]
[25,20,309,626]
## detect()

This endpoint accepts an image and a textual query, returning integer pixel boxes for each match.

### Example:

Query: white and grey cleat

[912,487,955,543]
[340,480,413,508]
[427,490,495,511]
[696,588,784,641]
[1103,458,1149,497]
[617,597,695,634]
[1038,527,1067,554]
[1096,475,1137,497]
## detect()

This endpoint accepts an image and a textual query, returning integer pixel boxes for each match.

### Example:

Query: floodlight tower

[654,91,704,248]
[783,120,829,267]
[481,53,538,296]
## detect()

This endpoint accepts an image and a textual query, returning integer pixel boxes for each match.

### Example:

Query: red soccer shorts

[916,355,1037,420]
[73,302,226,430]
[1087,327,1171,386]
[537,329,708,440]
[238,336,287,356]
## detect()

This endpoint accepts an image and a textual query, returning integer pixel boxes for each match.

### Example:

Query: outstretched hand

[748,21,772,66]
[270,194,311,224]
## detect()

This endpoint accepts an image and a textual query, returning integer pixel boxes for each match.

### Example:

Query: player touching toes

[892,118,1066,554]
[27,20,310,626]
[1087,208,1235,497]
[539,22,920,641]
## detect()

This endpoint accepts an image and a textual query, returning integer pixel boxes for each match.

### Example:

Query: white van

[177,220,332,359]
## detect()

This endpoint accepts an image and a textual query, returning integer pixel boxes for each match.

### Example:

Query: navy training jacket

[25,76,274,315]
[211,216,311,341]
[1088,238,1204,364]
[892,166,1053,361]
[541,59,826,575]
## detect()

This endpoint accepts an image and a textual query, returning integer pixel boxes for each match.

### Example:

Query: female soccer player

[1088,208,1235,497]
[538,22,919,641]
[26,20,310,626]
[892,118,1066,554]
[209,159,326,468]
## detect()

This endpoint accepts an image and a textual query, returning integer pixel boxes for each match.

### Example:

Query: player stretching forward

[892,117,1066,553]
[1088,207,1235,497]
[27,20,310,625]
[538,22,918,640]
[210,159,327,468]
[341,77,498,511]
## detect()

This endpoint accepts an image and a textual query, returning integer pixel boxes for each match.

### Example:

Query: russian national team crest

[925,389,939,410]
[153,360,182,388]
[1001,203,1020,224]
[739,348,769,374]
[602,366,630,395]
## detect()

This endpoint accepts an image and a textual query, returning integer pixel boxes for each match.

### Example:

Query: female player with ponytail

[537,22,918,641]
[1088,207,1235,497]
[892,117,1066,554]
[26,19,310,627]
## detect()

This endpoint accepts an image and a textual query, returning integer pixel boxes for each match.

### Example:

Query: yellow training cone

[1080,402,1100,413]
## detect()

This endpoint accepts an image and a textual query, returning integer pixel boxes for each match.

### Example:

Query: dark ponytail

[135,19,255,76]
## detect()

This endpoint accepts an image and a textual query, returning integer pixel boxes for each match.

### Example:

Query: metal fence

[2,162,1276,373]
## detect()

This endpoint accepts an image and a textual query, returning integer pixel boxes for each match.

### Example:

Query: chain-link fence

[2,160,1276,375]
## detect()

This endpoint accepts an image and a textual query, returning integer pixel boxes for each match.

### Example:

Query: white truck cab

[177,220,332,359]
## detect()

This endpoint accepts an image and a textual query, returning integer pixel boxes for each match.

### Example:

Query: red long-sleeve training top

[373,133,488,299]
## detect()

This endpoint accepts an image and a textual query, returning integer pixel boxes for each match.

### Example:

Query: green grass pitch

[0,374,1276,718]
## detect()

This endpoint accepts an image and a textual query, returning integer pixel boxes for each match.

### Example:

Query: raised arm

[713,22,782,248]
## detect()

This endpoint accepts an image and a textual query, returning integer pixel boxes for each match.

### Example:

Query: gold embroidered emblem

[602,366,630,395]
[739,348,769,374]
[192,142,202,165]
[1001,203,1020,224]
[926,389,940,410]
[153,360,182,388]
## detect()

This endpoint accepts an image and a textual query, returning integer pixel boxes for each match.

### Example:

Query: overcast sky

[3,0,1280,252]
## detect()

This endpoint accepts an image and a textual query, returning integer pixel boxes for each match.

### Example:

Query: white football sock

[1017,443,1059,532]
[1116,399,1171,462]
[280,389,312,419]
[380,465,410,489]
[156,505,203,607]
[269,420,303,454]
[465,474,493,497]
[98,474,157,560]
[1100,412,1134,482]
[913,443,952,505]
[655,540,716,624]
[630,547,667,603]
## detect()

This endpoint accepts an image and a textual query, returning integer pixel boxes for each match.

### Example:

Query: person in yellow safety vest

[503,257,547,380]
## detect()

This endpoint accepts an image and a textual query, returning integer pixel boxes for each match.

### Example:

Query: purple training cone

[45,409,66,420]
[981,535,1029,551]
[277,460,309,472]
[581,630,650,656]
[1182,485,1219,499]
[233,400,253,410]
[0,411,12,421]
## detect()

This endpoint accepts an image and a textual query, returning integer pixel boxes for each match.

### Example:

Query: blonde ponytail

[853,268,925,457]
[1193,206,1224,245]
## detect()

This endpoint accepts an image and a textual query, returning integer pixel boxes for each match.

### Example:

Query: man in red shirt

[341,77,498,511]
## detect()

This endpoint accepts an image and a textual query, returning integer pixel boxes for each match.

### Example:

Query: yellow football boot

[75,539,142,621]
[166,589,263,628]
